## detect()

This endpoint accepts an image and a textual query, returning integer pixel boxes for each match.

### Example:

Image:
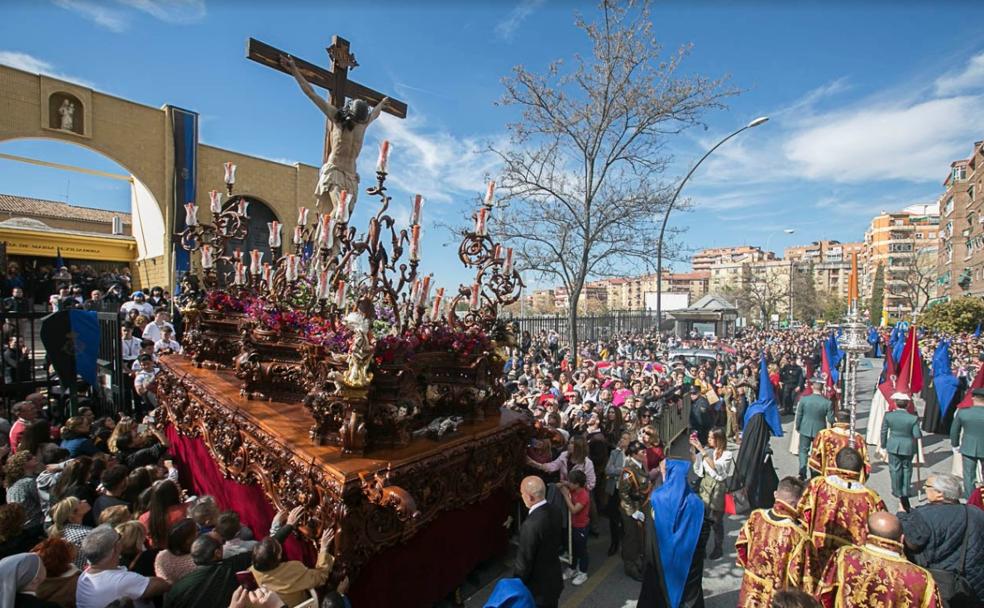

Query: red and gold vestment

[816,536,942,608]
[797,470,886,590]
[735,499,811,607]
[808,424,869,480]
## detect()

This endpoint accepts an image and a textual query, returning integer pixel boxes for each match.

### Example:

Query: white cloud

[494,0,545,41]
[116,0,206,24]
[695,50,984,188]
[370,114,501,205]
[52,0,206,31]
[52,0,128,32]
[784,95,984,183]
[935,51,984,95]
[0,51,95,88]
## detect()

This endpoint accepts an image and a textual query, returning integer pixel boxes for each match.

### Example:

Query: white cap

[890,392,911,401]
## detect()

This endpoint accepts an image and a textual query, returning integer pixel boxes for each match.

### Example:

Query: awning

[0,220,137,262]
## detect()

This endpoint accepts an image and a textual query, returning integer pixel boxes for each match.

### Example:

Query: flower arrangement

[204,293,491,363]
[206,291,246,313]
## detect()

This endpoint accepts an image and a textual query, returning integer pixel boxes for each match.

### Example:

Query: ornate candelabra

[838,304,871,447]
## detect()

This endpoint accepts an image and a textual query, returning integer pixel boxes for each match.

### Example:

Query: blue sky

[2,0,984,290]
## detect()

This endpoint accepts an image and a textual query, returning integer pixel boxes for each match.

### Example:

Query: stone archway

[0,63,319,290]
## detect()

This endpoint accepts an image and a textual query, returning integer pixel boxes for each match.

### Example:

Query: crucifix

[247,36,407,214]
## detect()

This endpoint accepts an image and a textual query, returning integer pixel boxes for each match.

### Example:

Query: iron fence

[0,310,124,420]
[506,311,664,344]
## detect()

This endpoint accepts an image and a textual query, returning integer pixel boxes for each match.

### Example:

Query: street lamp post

[655,117,769,333]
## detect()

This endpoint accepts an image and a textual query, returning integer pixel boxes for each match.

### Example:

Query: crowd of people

[0,393,351,608]
[494,326,984,608]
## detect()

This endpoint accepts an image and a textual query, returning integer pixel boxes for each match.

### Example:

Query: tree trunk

[568,299,579,366]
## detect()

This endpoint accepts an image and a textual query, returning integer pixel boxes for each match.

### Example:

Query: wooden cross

[247,36,408,163]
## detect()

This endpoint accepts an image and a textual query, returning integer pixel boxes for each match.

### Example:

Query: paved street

[464,358,960,608]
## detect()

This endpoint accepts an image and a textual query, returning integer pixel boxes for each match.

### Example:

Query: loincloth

[316,163,360,197]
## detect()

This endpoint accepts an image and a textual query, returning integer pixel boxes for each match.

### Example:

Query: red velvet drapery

[165,425,515,606]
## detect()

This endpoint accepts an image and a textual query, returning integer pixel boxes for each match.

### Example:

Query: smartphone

[235,570,258,591]
[690,431,699,442]
[137,423,148,434]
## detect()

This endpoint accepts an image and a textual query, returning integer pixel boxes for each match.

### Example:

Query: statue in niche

[58,99,75,131]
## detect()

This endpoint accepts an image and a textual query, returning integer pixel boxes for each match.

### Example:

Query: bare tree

[489,0,735,353]
[885,248,937,316]
[719,271,791,327]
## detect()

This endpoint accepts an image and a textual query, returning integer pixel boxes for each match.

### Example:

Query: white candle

[297,207,310,226]
[410,279,420,308]
[317,214,334,249]
[335,280,347,309]
[503,247,514,276]
[285,254,299,282]
[209,190,223,214]
[201,244,214,270]
[316,270,331,299]
[249,249,264,275]
[237,199,249,217]
[418,275,432,308]
[233,261,247,286]
[484,180,495,206]
[262,263,272,290]
[268,221,282,249]
[411,194,423,226]
[184,202,198,227]
[224,162,237,187]
[409,225,421,261]
[377,140,390,173]
[474,208,487,236]
[293,226,304,245]
[335,190,349,223]
[233,248,243,262]
[431,287,444,321]
[470,283,480,309]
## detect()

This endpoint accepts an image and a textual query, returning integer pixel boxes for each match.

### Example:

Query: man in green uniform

[795,377,833,480]
[881,392,921,511]
[951,387,984,498]
[617,440,652,581]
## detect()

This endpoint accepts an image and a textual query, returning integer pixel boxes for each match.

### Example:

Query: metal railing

[0,310,124,420]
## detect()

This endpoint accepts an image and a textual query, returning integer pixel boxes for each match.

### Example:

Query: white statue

[58,99,75,131]
[280,55,388,215]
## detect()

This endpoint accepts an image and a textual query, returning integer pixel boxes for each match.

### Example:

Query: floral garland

[204,293,490,362]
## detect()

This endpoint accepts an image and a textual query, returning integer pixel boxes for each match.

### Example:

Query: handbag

[698,473,726,512]
[928,506,976,606]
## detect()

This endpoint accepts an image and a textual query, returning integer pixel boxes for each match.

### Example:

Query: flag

[975,322,981,338]
[878,338,897,402]
[821,332,843,385]
[742,354,783,437]
[957,363,984,409]
[54,247,65,269]
[40,309,101,388]
[932,339,960,417]
[895,326,923,395]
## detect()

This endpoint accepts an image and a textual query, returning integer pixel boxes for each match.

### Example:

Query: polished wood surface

[160,354,512,481]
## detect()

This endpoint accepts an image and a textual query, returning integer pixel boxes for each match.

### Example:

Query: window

[894,219,905,226]
[943,197,955,215]
[953,166,967,181]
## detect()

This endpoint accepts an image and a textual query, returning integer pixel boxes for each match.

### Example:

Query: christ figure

[280,55,389,215]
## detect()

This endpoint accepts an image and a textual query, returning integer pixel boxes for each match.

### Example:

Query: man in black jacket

[779,357,804,415]
[688,385,713,445]
[514,475,563,608]
[898,472,984,605]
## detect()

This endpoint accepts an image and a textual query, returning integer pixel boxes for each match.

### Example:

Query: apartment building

[863,204,940,319]
[691,245,774,272]
[937,140,984,300]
